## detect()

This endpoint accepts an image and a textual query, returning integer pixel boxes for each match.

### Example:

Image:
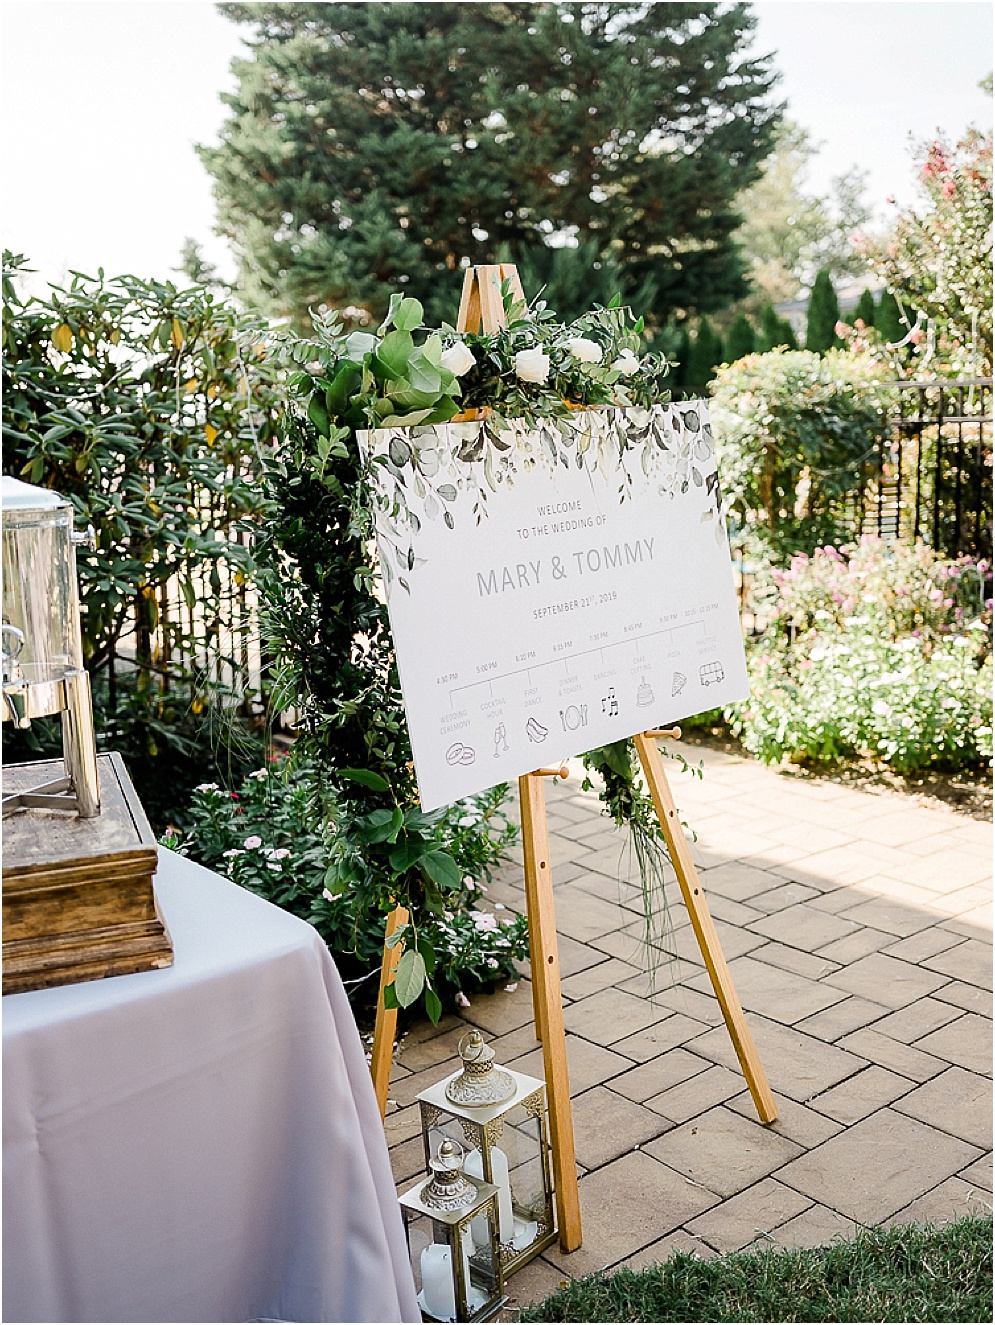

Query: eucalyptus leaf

[393,297,424,333]
[393,949,427,1007]
[376,329,415,379]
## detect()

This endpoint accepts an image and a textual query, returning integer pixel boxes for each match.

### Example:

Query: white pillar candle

[466,1146,514,1242]
[421,1244,455,1322]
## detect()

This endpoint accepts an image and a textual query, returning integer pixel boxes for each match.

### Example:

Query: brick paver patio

[384,740,992,1310]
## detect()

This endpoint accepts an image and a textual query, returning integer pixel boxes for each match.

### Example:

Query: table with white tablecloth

[2,848,420,1324]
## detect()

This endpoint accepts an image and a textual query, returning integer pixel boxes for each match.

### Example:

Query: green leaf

[422,881,447,916]
[421,849,461,891]
[416,935,437,975]
[374,329,415,379]
[382,982,400,1010]
[424,985,443,1025]
[422,334,443,366]
[389,834,429,872]
[422,397,462,426]
[380,292,404,332]
[393,298,424,332]
[357,805,404,842]
[338,767,391,792]
[394,948,427,1007]
[385,923,409,949]
[326,362,362,416]
[323,864,348,897]
[380,408,435,427]
[602,740,633,779]
[403,807,446,832]
[307,392,331,437]
[404,351,442,396]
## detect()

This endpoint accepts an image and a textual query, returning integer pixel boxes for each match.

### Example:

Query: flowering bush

[167,755,528,1014]
[856,129,993,377]
[727,538,993,773]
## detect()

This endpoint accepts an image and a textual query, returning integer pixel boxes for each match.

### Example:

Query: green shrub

[710,347,890,557]
[167,755,527,1015]
[727,538,993,774]
[724,312,756,361]
[805,267,841,352]
[1,252,283,825]
[757,302,797,352]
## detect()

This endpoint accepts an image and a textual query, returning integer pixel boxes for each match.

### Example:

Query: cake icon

[636,677,655,707]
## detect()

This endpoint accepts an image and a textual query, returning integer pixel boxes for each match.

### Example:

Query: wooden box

[2,752,173,995]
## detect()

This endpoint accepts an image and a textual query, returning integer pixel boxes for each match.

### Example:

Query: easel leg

[370,903,409,1121]
[633,733,778,1124]
[519,772,582,1252]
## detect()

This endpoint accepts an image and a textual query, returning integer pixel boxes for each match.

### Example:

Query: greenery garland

[262,283,681,1019]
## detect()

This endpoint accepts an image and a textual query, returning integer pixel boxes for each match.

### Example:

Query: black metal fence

[863,377,992,560]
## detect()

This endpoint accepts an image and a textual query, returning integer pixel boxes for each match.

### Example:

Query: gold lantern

[418,1030,556,1280]
[398,1137,506,1323]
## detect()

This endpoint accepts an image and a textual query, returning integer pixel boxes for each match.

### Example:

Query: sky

[1,0,992,293]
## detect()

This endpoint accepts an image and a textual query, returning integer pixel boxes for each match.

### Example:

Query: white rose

[611,349,640,375]
[566,336,603,364]
[514,347,551,382]
[439,340,476,376]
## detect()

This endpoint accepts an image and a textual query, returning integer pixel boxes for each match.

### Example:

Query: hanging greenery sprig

[262,283,680,1020]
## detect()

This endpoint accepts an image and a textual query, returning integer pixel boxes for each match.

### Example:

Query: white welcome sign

[361,403,748,811]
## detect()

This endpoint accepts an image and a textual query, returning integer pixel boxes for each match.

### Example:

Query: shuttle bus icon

[699,661,725,687]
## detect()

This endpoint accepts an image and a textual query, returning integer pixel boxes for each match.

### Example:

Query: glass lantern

[2,476,99,817]
[398,1137,506,1323]
[418,1030,557,1280]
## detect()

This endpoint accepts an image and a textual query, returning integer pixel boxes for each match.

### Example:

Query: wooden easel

[369,265,776,1261]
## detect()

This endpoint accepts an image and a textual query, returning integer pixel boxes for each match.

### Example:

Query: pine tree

[685,318,723,393]
[757,302,797,352]
[875,289,906,345]
[204,2,783,325]
[805,268,841,353]
[725,313,756,361]
[852,288,876,328]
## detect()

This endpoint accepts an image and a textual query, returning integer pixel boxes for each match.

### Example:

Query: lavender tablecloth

[2,848,419,1323]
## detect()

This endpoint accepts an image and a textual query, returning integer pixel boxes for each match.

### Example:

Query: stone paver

[892,1066,993,1150]
[644,1105,802,1197]
[776,1109,981,1224]
[382,742,991,1304]
[569,1086,672,1170]
[542,1150,720,1279]
[685,1176,812,1252]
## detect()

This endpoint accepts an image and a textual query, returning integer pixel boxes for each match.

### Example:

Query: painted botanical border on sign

[362,403,723,597]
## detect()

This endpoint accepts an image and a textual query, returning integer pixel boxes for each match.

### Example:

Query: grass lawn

[522,1215,993,1322]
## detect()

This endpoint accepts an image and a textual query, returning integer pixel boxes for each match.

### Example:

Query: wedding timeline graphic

[360,403,749,810]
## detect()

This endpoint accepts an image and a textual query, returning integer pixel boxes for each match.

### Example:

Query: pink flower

[455,991,471,1008]
[243,835,262,849]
